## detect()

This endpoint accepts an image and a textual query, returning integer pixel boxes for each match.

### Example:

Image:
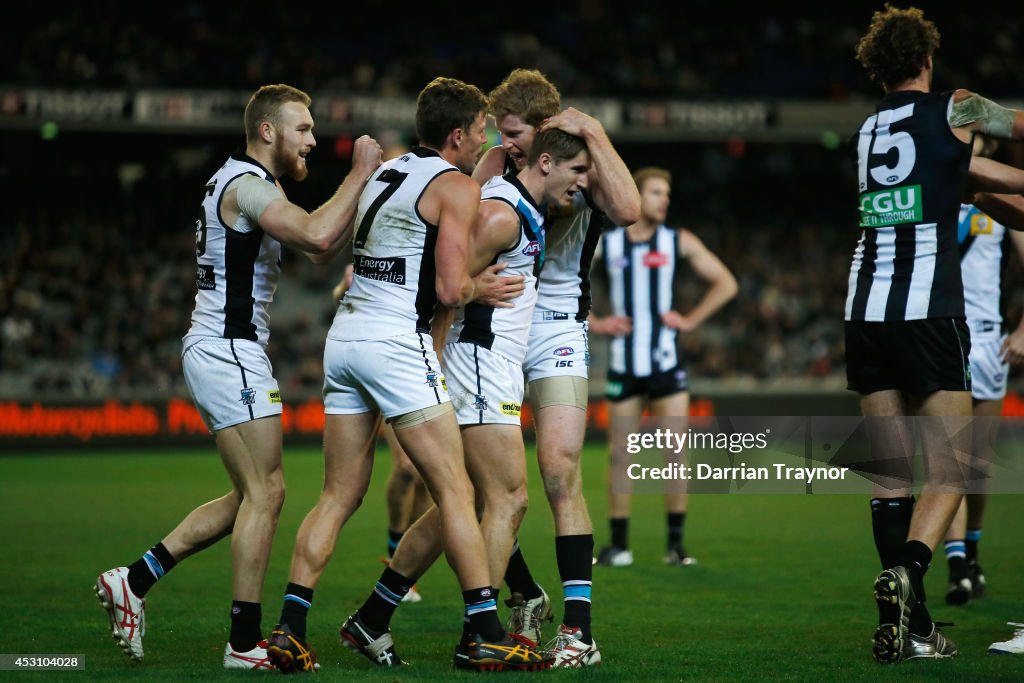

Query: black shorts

[845,318,972,395]
[606,366,690,402]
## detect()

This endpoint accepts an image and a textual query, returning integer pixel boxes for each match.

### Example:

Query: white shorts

[969,334,1009,401]
[443,342,524,426]
[182,338,283,432]
[523,319,590,384]
[323,332,450,420]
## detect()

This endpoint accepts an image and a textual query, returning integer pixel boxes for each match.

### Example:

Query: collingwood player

[266,78,547,673]
[589,167,736,568]
[340,128,590,670]
[847,6,1024,664]
[96,84,382,669]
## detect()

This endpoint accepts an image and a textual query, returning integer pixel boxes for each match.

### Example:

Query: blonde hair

[244,84,312,144]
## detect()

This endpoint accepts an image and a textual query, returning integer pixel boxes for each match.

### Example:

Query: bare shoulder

[433,170,481,200]
[479,196,518,226]
[676,227,703,254]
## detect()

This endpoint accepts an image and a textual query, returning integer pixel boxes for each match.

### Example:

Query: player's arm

[585,240,632,336]
[467,200,526,308]
[972,193,1024,231]
[966,156,1024,197]
[1002,228,1024,365]
[540,108,639,226]
[431,306,456,358]
[240,135,382,256]
[472,145,507,187]
[332,264,354,302]
[948,90,1024,141]
[433,172,482,307]
[661,229,738,333]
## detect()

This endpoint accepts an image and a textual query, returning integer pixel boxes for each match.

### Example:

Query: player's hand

[591,315,632,336]
[332,264,354,301]
[1001,328,1024,365]
[539,107,602,137]
[352,135,383,177]
[472,263,525,307]
[662,310,697,332]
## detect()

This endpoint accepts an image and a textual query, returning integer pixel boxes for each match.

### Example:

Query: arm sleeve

[948,94,1015,138]
[235,174,283,226]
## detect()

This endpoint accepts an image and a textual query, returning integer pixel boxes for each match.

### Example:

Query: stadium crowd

[7,4,1023,99]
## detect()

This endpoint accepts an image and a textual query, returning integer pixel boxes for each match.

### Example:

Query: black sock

[230,601,262,652]
[909,601,933,636]
[279,583,314,640]
[944,539,968,580]
[556,535,593,644]
[126,542,178,598]
[899,540,932,605]
[504,540,542,600]
[610,518,629,550]
[463,587,504,642]
[870,497,914,569]
[667,512,685,549]
[966,528,982,565]
[387,529,404,559]
[358,566,412,633]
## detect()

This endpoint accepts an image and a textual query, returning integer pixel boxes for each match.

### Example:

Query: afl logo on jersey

[522,241,542,256]
[553,347,574,357]
[643,251,669,268]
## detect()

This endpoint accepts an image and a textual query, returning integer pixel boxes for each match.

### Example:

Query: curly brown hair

[855,4,940,87]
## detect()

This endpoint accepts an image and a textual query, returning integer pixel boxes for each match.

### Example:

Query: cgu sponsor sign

[859,184,922,227]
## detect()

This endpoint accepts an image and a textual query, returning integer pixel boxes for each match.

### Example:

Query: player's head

[244,84,315,180]
[855,4,940,89]
[527,129,589,210]
[633,167,671,224]
[416,77,489,173]
[489,69,561,171]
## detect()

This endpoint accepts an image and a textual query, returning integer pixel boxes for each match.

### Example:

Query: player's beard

[275,141,308,181]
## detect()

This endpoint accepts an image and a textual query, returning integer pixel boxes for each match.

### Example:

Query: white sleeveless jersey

[534,191,607,321]
[959,203,1006,339]
[329,148,458,341]
[601,225,681,376]
[184,154,282,348]
[447,173,545,364]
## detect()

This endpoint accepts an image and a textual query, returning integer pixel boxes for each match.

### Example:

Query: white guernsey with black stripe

[959,203,1007,337]
[601,225,680,376]
[184,153,283,347]
[329,147,458,340]
[845,90,972,322]
[534,190,609,322]
[447,172,545,364]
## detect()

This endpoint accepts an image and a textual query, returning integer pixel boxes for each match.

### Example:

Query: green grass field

[2,444,1022,681]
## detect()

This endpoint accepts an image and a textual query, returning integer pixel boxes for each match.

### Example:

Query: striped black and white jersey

[534,191,610,322]
[959,203,1007,340]
[600,225,682,376]
[845,90,972,322]
[448,173,545,364]
[329,147,458,341]
[184,154,283,348]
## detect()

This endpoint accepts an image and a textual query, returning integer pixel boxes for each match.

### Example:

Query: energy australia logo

[239,388,256,406]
